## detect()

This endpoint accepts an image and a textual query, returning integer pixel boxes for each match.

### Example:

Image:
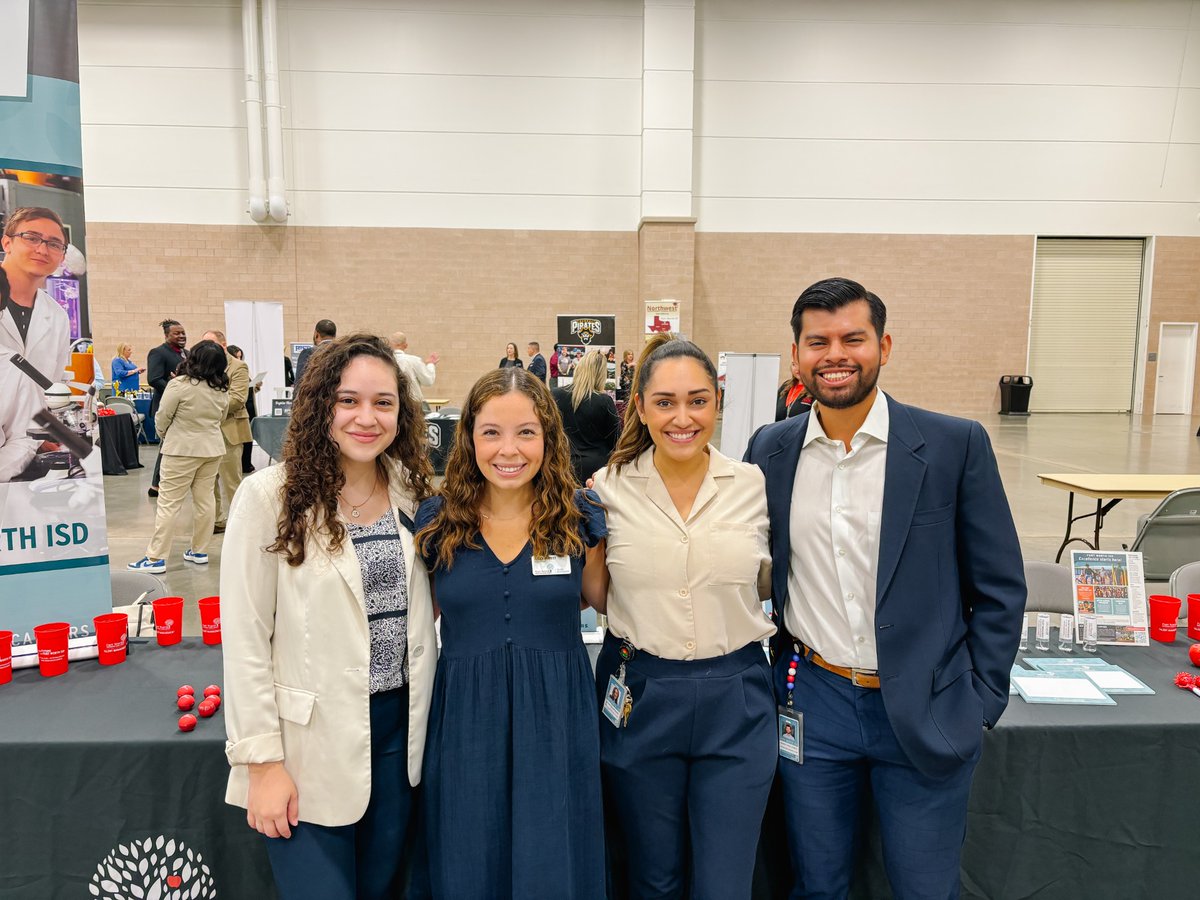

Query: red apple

[1189,644,1200,667]
[177,694,195,711]
[178,714,197,732]
[177,685,195,697]
[203,685,221,698]
[197,699,216,718]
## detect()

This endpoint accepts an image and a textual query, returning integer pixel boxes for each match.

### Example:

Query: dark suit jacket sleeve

[529,355,547,379]
[147,347,170,394]
[294,347,312,385]
[957,421,1027,727]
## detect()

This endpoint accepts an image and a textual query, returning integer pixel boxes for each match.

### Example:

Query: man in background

[293,319,336,386]
[146,319,188,497]
[527,341,547,382]
[201,329,250,534]
[389,330,438,403]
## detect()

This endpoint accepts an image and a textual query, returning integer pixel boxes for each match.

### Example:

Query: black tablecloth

[98,413,143,476]
[2,634,1197,899]
[0,640,275,900]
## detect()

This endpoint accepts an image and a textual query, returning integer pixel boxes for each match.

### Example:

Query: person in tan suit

[221,334,437,899]
[202,329,251,533]
[127,340,230,572]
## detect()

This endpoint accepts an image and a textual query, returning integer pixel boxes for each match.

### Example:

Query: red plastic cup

[152,597,184,646]
[197,596,221,646]
[33,622,71,676]
[1148,594,1182,643]
[1188,595,1200,642]
[93,613,129,665]
[0,630,12,685]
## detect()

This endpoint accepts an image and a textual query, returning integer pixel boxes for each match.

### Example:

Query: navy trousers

[597,634,776,900]
[773,650,979,900]
[264,687,414,900]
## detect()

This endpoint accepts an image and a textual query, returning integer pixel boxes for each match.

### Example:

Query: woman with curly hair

[415,366,607,899]
[220,334,437,899]
[590,334,775,900]
[127,339,229,573]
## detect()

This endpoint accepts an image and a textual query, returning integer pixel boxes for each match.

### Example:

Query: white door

[1155,322,1197,415]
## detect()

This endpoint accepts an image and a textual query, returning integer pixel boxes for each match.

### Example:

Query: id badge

[778,706,802,763]
[532,555,571,576]
[602,675,628,728]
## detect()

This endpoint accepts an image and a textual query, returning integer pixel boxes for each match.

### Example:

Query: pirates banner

[555,315,617,388]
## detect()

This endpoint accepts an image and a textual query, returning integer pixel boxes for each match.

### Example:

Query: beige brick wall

[639,220,696,339]
[693,233,1036,415]
[1146,237,1200,415]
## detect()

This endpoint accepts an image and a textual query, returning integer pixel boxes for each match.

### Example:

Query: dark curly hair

[607,333,718,472]
[269,333,434,566]
[176,340,230,391]
[417,367,583,569]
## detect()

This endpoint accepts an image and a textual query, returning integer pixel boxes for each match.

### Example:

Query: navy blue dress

[416,491,606,900]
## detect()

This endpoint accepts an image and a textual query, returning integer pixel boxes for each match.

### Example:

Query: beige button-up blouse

[591,445,774,660]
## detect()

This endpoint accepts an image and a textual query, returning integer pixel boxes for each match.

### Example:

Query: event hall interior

[2,1,1200,899]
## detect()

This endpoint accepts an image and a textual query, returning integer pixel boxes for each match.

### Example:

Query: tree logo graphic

[89,835,216,899]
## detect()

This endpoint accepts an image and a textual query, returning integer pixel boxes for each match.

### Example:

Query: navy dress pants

[773,650,980,900]
[264,687,414,900]
[597,634,776,900]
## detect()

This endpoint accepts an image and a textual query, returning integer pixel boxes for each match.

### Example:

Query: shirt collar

[803,390,890,448]
[628,443,733,478]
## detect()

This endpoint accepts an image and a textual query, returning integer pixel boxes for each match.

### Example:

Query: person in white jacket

[389,330,438,403]
[221,333,438,899]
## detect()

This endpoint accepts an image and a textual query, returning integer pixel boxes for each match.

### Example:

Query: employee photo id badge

[778,707,802,763]
[602,675,627,728]
[532,555,571,576]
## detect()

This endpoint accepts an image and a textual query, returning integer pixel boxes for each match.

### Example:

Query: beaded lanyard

[784,641,802,709]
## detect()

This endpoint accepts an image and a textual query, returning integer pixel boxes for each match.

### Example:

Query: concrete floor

[101,412,1200,634]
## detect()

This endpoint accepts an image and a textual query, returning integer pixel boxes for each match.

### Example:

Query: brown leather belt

[800,641,881,689]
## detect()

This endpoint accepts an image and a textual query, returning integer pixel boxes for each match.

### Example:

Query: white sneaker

[183,549,209,565]
[128,556,166,574]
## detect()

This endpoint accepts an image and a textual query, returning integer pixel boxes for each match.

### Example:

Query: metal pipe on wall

[241,0,268,222]
[260,0,289,223]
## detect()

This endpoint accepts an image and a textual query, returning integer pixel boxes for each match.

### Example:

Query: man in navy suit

[745,277,1025,899]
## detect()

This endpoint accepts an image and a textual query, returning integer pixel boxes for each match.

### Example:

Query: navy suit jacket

[745,395,1026,777]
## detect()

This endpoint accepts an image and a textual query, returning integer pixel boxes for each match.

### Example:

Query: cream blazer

[155,377,229,458]
[220,462,437,827]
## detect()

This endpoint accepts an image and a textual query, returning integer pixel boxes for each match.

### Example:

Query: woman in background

[590,334,776,900]
[416,367,607,900]
[227,344,258,473]
[222,334,437,899]
[128,340,229,573]
[775,358,812,421]
[110,342,145,393]
[497,342,523,369]
[617,348,635,402]
[552,349,620,486]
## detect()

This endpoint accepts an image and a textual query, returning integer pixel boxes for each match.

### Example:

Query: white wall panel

[644,70,694,131]
[698,83,1179,143]
[284,8,642,78]
[642,129,693,192]
[83,125,249,190]
[78,3,242,69]
[286,72,640,135]
[80,67,244,128]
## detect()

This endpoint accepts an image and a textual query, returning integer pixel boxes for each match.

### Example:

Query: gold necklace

[340,477,378,519]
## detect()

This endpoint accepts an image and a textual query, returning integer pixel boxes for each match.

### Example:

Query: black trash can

[998,375,1033,416]
[426,411,459,475]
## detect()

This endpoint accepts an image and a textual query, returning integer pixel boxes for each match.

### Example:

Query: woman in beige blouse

[589,334,776,900]
[127,339,229,573]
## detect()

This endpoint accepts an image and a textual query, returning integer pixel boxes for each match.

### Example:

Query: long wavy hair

[268,333,434,567]
[176,340,230,391]
[606,333,720,472]
[417,367,583,569]
[569,350,607,410]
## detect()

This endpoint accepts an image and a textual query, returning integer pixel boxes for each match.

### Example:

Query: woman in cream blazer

[221,334,437,899]
[128,339,229,572]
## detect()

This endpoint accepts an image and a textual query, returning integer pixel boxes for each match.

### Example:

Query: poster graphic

[556,315,617,389]
[645,299,679,336]
[1068,550,1149,646]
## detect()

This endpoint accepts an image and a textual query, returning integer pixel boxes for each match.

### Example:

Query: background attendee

[0,208,73,457]
[549,343,562,382]
[617,349,635,402]
[294,319,336,386]
[202,329,250,535]
[774,359,812,421]
[128,340,229,573]
[415,366,607,900]
[389,330,438,402]
[591,335,775,900]
[527,341,547,382]
[746,277,1026,899]
[146,318,189,497]
[222,334,436,899]
[552,349,620,485]
[228,344,259,473]
[498,342,523,369]
[111,343,145,393]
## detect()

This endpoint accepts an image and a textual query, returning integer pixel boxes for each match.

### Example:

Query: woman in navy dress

[415,366,608,900]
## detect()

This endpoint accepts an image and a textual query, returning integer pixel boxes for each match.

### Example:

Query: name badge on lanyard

[532,555,571,576]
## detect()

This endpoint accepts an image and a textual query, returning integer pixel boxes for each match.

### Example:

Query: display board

[719,352,779,461]
[556,315,617,389]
